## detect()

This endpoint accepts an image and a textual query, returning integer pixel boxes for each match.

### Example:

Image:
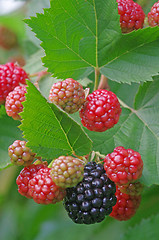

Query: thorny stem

[94,68,100,91]
[98,75,110,90]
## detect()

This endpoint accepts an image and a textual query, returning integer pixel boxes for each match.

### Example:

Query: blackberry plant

[0,0,159,236]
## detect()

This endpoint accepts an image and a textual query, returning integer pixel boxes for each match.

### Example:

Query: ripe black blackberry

[63,162,116,224]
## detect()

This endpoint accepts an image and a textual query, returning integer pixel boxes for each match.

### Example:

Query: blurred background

[0,0,159,240]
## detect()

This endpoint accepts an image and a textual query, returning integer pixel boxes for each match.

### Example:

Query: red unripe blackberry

[110,185,141,221]
[8,140,36,166]
[28,168,66,204]
[5,85,27,120]
[0,25,17,50]
[16,164,47,198]
[0,62,28,104]
[119,182,143,196]
[51,156,84,188]
[64,162,117,224]
[117,0,145,33]
[104,146,143,185]
[79,89,121,132]
[49,78,85,114]
[148,1,159,27]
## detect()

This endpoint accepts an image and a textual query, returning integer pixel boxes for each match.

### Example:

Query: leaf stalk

[94,68,100,91]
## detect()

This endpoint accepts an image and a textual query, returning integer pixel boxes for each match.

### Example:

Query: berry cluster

[49,78,121,132]
[12,143,84,206]
[12,140,117,224]
[13,144,144,223]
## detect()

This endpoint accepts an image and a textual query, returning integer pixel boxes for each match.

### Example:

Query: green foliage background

[0,0,159,240]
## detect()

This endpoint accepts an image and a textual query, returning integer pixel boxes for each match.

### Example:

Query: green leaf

[20,81,92,160]
[26,0,159,83]
[0,109,23,170]
[120,214,159,240]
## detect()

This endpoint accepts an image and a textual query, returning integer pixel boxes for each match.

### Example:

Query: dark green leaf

[20,81,92,160]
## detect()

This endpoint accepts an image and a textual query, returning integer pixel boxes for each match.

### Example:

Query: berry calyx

[117,0,145,33]
[110,185,141,221]
[8,140,36,166]
[119,182,144,196]
[5,85,27,120]
[49,78,85,114]
[148,1,159,27]
[50,156,84,188]
[28,168,66,204]
[16,163,47,198]
[64,162,117,224]
[0,62,28,104]
[104,146,143,185]
[79,89,121,132]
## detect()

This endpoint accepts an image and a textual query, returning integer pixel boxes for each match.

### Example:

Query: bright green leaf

[26,0,159,83]
[20,81,92,160]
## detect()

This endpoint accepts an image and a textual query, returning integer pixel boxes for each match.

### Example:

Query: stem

[30,70,49,80]
[98,75,110,90]
[94,68,100,91]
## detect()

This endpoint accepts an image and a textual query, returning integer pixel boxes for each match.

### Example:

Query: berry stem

[95,151,106,159]
[94,68,100,91]
[98,75,110,90]
[29,70,49,79]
